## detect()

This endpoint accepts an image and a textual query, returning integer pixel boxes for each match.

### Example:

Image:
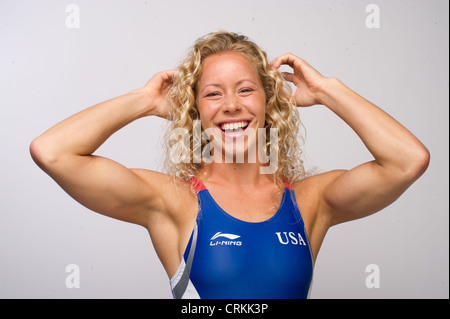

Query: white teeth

[220,121,248,131]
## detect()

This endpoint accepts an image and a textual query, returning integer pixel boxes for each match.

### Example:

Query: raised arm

[30,70,177,227]
[271,53,430,227]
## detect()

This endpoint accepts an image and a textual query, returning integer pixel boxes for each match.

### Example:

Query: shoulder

[293,169,347,197]
[291,169,347,225]
[131,169,192,193]
[130,169,198,222]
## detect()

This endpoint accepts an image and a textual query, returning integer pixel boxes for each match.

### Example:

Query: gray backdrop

[1,0,448,299]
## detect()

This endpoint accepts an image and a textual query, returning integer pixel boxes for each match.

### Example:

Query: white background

[1,0,448,298]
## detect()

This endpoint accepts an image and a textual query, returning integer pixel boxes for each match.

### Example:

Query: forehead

[199,52,260,85]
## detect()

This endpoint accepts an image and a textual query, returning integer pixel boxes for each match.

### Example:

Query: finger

[272,53,308,71]
[270,56,284,69]
[270,57,280,68]
[271,52,297,68]
[281,72,295,83]
[161,69,177,82]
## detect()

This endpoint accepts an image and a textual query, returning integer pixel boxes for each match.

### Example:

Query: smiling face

[165,31,306,184]
[196,51,267,160]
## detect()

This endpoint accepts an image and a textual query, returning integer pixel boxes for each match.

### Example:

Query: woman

[30,31,430,299]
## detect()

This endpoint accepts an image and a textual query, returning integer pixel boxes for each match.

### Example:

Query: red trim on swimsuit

[189,176,206,191]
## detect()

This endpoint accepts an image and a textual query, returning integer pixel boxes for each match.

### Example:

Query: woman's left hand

[270,53,328,107]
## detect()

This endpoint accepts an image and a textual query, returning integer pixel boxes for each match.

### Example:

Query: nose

[222,93,241,113]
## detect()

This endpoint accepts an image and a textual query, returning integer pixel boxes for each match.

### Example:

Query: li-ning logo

[210,232,242,246]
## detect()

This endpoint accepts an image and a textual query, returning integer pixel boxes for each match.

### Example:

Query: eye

[240,88,254,94]
[205,92,220,97]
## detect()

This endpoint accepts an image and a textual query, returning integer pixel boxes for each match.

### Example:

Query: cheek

[249,95,267,117]
[200,116,210,131]
[197,103,215,128]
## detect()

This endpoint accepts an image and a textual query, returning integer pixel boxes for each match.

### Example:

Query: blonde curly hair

[163,30,308,188]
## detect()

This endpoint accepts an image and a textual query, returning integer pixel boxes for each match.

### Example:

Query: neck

[196,135,279,187]
[198,161,275,188]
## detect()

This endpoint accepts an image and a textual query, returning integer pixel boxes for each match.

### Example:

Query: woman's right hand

[137,69,176,119]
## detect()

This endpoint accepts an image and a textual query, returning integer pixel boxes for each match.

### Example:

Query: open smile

[217,120,251,138]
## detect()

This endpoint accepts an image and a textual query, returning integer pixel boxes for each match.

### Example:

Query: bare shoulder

[293,170,347,199]
[130,169,198,223]
[130,169,192,194]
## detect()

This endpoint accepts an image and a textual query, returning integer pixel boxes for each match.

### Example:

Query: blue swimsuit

[170,177,314,299]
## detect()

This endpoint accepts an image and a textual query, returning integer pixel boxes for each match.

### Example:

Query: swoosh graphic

[210,232,241,240]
